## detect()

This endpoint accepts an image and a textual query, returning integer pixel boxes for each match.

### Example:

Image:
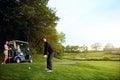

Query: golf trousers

[47,52,54,70]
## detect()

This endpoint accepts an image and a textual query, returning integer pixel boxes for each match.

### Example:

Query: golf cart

[7,40,32,63]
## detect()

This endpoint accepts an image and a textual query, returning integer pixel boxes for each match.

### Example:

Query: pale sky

[48,0,120,48]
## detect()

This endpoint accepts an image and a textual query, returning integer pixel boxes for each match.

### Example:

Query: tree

[104,43,114,49]
[65,45,71,53]
[0,0,65,56]
[57,32,65,43]
[64,45,80,53]
[80,45,88,53]
[71,46,80,53]
[91,43,102,51]
[103,43,115,52]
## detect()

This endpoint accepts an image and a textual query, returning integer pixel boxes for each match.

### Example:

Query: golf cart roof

[9,40,28,44]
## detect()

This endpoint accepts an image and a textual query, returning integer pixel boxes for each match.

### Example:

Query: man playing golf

[42,37,54,72]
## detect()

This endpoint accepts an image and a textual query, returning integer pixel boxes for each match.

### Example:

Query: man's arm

[44,42,49,55]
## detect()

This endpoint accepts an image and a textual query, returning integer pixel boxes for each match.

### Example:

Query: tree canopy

[0,0,65,56]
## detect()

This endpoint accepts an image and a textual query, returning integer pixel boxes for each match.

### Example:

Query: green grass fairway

[0,61,120,80]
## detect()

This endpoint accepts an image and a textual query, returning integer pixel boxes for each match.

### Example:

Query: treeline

[104,48,120,55]
[64,45,88,53]
[0,0,65,57]
[64,43,120,54]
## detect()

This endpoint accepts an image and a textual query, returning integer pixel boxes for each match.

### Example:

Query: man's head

[42,37,47,42]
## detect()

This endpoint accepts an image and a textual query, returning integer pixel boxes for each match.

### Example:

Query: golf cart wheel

[29,59,32,63]
[16,58,21,63]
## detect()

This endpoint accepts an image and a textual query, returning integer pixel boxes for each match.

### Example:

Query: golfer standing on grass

[42,37,54,72]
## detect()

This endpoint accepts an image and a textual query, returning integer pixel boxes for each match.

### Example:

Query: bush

[102,57,111,61]
[54,52,63,59]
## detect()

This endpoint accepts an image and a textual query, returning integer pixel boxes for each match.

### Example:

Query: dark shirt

[44,42,53,55]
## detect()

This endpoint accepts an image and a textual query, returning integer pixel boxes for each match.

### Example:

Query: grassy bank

[63,52,120,61]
